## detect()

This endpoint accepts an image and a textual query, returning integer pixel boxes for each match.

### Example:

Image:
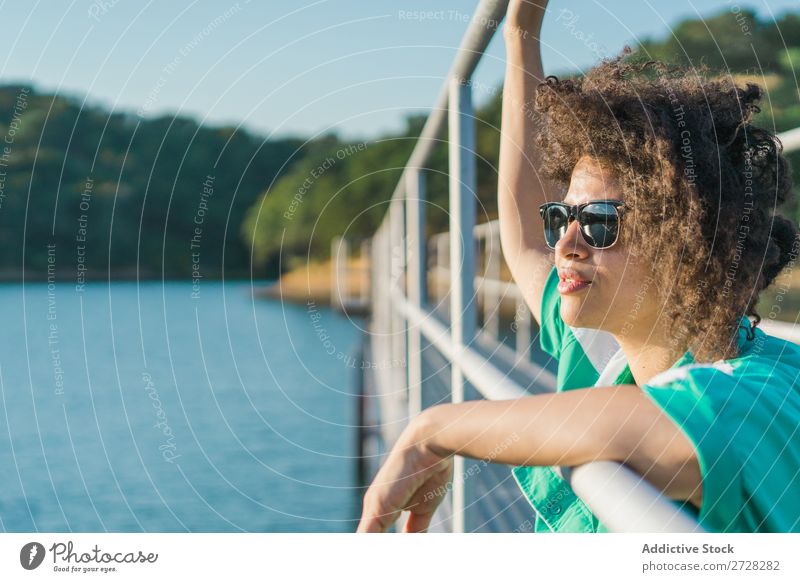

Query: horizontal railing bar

[431,265,523,300]
[563,462,706,532]
[779,127,800,153]
[472,330,558,393]
[758,319,800,344]
[472,219,501,239]
[476,275,521,304]
[390,284,528,401]
[430,219,500,244]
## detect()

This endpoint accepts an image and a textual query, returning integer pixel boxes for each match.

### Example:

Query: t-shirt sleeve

[642,357,800,533]
[642,365,744,531]
[538,265,565,359]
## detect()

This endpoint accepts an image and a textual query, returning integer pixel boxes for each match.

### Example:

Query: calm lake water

[0,281,364,532]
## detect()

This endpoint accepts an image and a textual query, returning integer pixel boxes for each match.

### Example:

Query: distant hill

[0,85,305,281]
[240,106,504,274]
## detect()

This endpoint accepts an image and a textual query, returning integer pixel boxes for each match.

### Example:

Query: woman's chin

[559,306,587,328]
[559,299,605,330]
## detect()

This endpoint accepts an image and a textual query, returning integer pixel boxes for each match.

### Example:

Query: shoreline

[253,257,367,307]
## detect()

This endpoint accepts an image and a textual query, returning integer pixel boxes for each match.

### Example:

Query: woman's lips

[557,278,591,294]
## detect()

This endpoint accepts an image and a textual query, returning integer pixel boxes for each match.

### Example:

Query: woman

[357,0,800,533]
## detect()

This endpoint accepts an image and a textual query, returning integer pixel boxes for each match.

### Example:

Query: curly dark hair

[534,48,798,362]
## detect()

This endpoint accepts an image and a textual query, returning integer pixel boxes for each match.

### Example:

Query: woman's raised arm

[498,0,559,326]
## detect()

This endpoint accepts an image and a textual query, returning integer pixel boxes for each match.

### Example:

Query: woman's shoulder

[647,326,800,388]
[731,326,800,387]
[643,328,800,430]
[640,327,800,532]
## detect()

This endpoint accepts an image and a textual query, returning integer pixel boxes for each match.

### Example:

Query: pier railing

[354,0,800,533]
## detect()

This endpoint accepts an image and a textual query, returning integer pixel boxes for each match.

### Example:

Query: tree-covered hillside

[0,85,304,280]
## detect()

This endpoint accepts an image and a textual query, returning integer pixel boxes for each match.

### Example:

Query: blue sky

[0,0,797,140]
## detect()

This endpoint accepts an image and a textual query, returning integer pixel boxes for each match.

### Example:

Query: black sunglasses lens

[542,205,569,248]
[580,203,620,248]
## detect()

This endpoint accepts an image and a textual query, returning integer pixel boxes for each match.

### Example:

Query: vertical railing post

[331,235,349,311]
[448,76,477,533]
[483,228,501,338]
[405,169,426,417]
[389,199,406,396]
[370,231,380,331]
[382,225,394,379]
[331,236,338,309]
[515,297,531,358]
[341,237,350,308]
[360,239,371,307]
[380,227,390,335]
[436,234,449,301]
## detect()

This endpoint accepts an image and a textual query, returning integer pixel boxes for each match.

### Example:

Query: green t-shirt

[512,265,800,533]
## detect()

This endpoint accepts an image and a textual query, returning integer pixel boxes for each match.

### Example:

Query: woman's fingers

[356,511,395,533]
[399,461,453,533]
[356,410,452,533]
[357,501,400,533]
[355,518,378,533]
[357,489,401,533]
[357,461,452,533]
[403,510,434,533]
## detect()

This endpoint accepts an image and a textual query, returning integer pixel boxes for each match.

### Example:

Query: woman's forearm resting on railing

[357,385,702,533]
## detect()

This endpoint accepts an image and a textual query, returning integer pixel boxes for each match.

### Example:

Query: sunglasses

[538,199,626,249]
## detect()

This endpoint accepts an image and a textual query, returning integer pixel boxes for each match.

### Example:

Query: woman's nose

[554,218,589,260]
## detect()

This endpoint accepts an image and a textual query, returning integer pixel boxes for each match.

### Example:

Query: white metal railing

[363,0,800,533]
[780,126,800,152]
[330,236,369,313]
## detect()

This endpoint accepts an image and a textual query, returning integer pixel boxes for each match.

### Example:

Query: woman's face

[554,155,658,336]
